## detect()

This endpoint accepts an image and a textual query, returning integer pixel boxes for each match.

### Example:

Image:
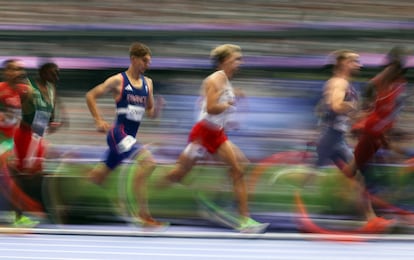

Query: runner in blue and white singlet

[104,72,148,169]
[316,80,358,167]
[85,42,165,227]
[315,50,361,169]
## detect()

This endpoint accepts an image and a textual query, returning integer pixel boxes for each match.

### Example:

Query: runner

[312,49,394,232]
[158,44,268,233]
[343,46,408,186]
[85,42,165,227]
[0,59,39,227]
[12,62,62,174]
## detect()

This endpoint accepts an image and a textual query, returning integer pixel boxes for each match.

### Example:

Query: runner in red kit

[344,46,408,177]
[0,60,28,141]
[0,59,40,227]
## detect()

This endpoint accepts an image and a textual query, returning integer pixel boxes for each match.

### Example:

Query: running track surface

[1,224,414,260]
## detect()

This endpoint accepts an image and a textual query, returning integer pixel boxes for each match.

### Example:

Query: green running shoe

[237,217,269,234]
[13,215,39,228]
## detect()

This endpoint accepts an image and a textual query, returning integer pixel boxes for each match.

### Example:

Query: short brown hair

[129,42,151,58]
[2,59,20,69]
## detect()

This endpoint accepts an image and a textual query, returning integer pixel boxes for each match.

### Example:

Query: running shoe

[237,217,269,234]
[132,216,170,229]
[12,215,39,228]
[362,217,396,234]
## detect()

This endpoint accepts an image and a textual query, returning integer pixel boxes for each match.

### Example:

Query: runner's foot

[133,215,169,228]
[237,217,269,234]
[13,215,39,228]
[362,217,396,234]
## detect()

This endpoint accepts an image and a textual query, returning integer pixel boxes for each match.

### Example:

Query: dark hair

[39,62,58,75]
[385,46,407,69]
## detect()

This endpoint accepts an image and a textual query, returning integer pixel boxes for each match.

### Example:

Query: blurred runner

[0,59,39,227]
[314,50,360,172]
[158,44,268,233]
[12,62,63,174]
[343,47,408,194]
[350,46,409,158]
[313,50,394,232]
[85,42,165,227]
[10,61,68,227]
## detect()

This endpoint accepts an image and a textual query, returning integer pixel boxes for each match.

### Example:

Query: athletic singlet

[198,71,236,129]
[364,76,406,135]
[319,81,358,133]
[115,72,148,136]
[22,79,55,137]
[0,82,25,137]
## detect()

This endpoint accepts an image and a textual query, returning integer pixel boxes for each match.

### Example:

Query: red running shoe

[361,217,396,234]
[133,215,169,229]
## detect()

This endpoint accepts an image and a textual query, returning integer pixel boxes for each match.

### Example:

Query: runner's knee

[229,165,244,182]
[166,160,193,183]
[136,150,156,172]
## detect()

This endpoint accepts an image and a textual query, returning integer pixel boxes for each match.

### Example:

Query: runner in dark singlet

[13,62,61,174]
[314,50,394,232]
[85,42,164,227]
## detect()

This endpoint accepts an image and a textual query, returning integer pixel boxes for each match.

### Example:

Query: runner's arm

[329,78,357,114]
[145,77,163,118]
[86,74,120,132]
[205,77,233,115]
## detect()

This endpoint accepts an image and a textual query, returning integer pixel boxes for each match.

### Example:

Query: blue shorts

[316,127,353,168]
[103,127,141,170]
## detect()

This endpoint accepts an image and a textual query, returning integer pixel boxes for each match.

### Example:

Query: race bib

[117,135,137,153]
[32,110,51,136]
[126,105,145,122]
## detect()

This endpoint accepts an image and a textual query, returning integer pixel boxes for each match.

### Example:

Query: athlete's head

[331,49,361,76]
[210,44,243,72]
[385,46,408,76]
[129,42,152,74]
[2,59,27,86]
[39,62,59,84]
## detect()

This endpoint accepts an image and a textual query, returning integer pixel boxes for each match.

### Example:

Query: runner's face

[132,54,151,74]
[223,51,243,74]
[4,61,27,85]
[346,55,361,75]
[44,66,60,84]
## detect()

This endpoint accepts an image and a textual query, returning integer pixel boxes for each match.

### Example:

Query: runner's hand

[153,95,166,118]
[95,119,111,132]
[47,122,63,134]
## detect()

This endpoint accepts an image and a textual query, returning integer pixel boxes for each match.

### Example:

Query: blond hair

[332,49,359,65]
[210,44,241,66]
